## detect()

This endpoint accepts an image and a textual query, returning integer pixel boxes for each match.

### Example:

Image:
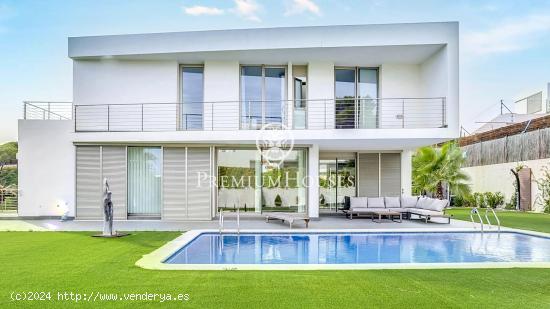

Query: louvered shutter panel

[76,146,102,219]
[186,148,211,220]
[380,153,401,196]
[163,148,187,220]
[101,146,127,220]
[358,153,379,197]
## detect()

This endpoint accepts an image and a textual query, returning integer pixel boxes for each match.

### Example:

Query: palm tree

[412,142,471,199]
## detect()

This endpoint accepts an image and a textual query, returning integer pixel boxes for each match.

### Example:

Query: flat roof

[68,22,458,61]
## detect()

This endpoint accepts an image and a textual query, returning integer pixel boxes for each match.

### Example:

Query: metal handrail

[72,97,447,106]
[470,207,484,233]
[484,208,501,232]
[75,98,446,132]
[219,209,240,234]
[23,97,447,132]
[23,101,73,120]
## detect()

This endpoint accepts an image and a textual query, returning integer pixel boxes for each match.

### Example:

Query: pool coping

[135,227,550,270]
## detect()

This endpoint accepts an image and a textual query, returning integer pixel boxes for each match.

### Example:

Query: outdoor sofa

[344,196,451,223]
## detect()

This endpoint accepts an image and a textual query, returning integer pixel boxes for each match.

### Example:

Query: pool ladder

[470,207,500,233]
[219,209,240,234]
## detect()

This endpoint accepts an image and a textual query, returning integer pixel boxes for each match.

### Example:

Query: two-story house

[18,22,459,221]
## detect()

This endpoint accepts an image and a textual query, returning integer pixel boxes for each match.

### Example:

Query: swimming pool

[162,231,550,266]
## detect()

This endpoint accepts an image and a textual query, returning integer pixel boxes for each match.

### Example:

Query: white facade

[18,23,459,220]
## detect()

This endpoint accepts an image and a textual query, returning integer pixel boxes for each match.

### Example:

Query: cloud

[463,14,550,55]
[284,0,321,16]
[183,5,224,16]
[232,0,261,22]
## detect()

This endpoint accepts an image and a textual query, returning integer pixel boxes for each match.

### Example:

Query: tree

[0,142,18,172]
[412,142,471,199]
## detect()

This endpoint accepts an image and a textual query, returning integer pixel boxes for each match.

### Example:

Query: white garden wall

[17,120,75,217]
[462,158,550,212]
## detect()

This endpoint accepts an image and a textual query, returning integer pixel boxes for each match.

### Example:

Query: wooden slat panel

[163,148,187,220]
[519,168,532,211]
[76,146,102,219]
[186,148,211,220]
[380,153,401,196]
[101,146,127,220]
[358,153,379,197]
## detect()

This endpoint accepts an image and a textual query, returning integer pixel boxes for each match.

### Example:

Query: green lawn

[447,208,550,234]
[2,232,550,308]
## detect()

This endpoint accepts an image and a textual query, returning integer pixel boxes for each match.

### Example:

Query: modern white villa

[17,22,459,221]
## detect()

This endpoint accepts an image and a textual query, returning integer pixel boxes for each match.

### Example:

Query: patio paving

[0,213,475,232]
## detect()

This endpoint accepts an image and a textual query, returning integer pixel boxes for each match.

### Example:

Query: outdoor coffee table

[370,209,402,223]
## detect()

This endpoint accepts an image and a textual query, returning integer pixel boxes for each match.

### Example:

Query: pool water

[164,232,550,265]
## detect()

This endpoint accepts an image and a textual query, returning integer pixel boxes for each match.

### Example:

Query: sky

[1,0,550,143]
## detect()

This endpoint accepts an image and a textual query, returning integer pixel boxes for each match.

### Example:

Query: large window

[335,67,378,129]
[181,66,204,130]
[241,66,286,129]
[127,147,162,217]
[217,148,307,213]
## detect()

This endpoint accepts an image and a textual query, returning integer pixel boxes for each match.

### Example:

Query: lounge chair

[265,212,310,228]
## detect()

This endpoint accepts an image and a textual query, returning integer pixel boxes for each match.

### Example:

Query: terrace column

[255,155,262,213]
[401,150,413,196]
[308,144,319,218]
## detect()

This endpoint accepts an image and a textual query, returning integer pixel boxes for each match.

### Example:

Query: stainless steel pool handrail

[219,209,240,234]
[484,208,501,232]
[470,208,484,233]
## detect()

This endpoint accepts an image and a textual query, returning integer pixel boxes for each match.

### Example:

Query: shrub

[472,192,485,208]
[536,165,550,214]
[484,192,504,209]
[452,195,466,207]
[274,194,282,207]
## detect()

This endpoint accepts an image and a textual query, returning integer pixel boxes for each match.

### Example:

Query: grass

[447,208,550,234]
[1,232,550,308]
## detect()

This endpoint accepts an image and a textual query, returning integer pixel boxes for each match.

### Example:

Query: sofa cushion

[416,197,434,210]
[349,207,370,213]
[409,208,444,216]
[430,199,449,212]
[387,207,409,213]
[384,197,401,208]
[350,197,368,209]
[367,197,385,208]
[401,196,418,208]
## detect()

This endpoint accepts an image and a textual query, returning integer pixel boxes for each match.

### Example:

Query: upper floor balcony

[23,97,446,132]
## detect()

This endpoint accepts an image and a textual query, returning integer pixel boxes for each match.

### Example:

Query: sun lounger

[265,212,310,228]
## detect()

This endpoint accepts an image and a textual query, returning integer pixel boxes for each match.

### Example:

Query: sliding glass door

[335,67,378,129]
[293,65,307,129]
[319,155,356,212]
[241,66,286,129]
[181,66,204,130]
[335,68,356,129]
[264,67,285,126]
[261,149,307,213]
[358,68,378,129]
[217,148,307,213]
[127,147,162,218]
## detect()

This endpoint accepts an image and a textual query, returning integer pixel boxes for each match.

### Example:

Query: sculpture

[93,178,128,238]
[103,178,114,236]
